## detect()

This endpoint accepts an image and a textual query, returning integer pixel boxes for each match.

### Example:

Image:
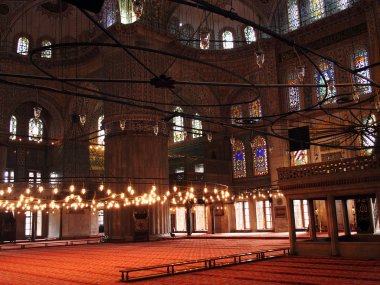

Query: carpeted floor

[0,239,379,285]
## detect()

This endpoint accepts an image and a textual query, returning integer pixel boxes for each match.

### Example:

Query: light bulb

[69,185,75,192]
[79,114,86,126]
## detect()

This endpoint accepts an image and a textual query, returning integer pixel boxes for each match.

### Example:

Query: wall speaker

[64,0,105,13]
[288,126,310,151]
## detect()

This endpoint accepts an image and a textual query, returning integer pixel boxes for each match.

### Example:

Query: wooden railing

[119,247,289,282]
[278,155,380,181]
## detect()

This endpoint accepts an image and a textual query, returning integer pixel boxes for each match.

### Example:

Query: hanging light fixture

[153,122,159,136]
[255,48,265,69]
[297,65,306,82]
[79,114,86,126]
[133,0,144,19]
[230,135,235,145]
[207,132,212,142]
[183,130,187,139]
[200,28,210,50]
[120,120,126,131]
[353,90,360,103]
[34,106,42,119]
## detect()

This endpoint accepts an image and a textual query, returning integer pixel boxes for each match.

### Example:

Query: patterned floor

[0,239,379,285]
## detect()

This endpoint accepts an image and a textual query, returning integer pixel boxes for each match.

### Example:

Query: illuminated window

[361,113,376,156]
[291,150,308,166]
[10,115,17,140]
[41,40,52,58]
[29,118,43,142]
[119,0,137,24]
[102,0,117,27]
[4,169,14,184]
[17,37,29,55]
[235,201,250,230]
[173,107,185,142]
[337,0,350,11]
[25,211,33,237]
[98,209,104,233]
[288,72,301,111]
[252,136,269,176]
[98,115,105,145]
[222,30,234,49]
[314,59,336,104]
[194,164,204,173]
[308,0,325,22]
[249,99,262,121]
[50,172,58,186]
[288,0,300,31]
[294,200,309,229]
[192,113,202,138]
[28,170,41,188]
[194,205,207,231]
[231,105,243,125]
[256,200,272,230]
[175,207,187,231]
[244,26,256,44]
[36,211,42,237]
[352,47,371,95]
[232,140,246,179]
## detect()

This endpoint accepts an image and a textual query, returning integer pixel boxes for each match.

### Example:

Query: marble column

[307,199,316,240]
[341,199,351,237]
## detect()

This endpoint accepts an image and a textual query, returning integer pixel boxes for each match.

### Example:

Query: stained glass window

[352,47,371,95]
[231,105,243,125]
[232,140,246,178]
[291,150,308,165]
[337,0,350,11]
[244,26,256,44]
[119,0,137,24]
[102,0,117,27]
[98,115,105,145]
[288,72,301,111]
[192,113,202,138]
[288,0,300,31]
[41,40,52,58]
[314,59,336,104]
[309,0,325,22]
[361,113,376,156]
[222,30,234,49]
[249,99,262,121]
[29,118,43,142]
[17,37,29,55]
[10,115,17,140]
[173,107,185,142]
[252,136,269,176]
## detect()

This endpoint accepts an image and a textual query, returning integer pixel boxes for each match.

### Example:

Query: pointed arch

[252,136,269,176]
[232,140,246,178]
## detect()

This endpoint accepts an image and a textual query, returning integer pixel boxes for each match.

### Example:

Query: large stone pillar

[307,199,316,240]
[104,119,170,241]
[326,196,339,256]
[286,198,296,255]
[341,199,351,237]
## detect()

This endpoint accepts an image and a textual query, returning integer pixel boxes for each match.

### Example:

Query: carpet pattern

[0,239,379,285]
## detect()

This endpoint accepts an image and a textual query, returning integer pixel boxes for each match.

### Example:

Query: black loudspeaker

[64,0,105,13]
[288,126,310,151]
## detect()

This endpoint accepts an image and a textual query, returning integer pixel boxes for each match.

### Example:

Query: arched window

[288,0,300,31]
[244,26,256,44]
[352,47,371,95]
[29,118,43,142]
[232,140,246,178]
[10,115,17,140]
[231,105,242,125]
[222,30,234,49]
[361,113,376,156]
[41,40,52,58]
[337,0,350,11]
[251,136,269,176]
[17,37,29,55]
[173,107,185,142]
[180,24,196,48]
[249,99,262,121]
[192,113,202,138]
[288,72,301,111]
[98,115,105,145]
[314,59,336,104]
[102,0,117,27]
[119,0,137,24]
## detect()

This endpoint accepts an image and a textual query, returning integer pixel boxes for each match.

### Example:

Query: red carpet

[0,239,379,284]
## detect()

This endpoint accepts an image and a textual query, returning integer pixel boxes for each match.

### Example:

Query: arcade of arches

[0,0,380,267]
